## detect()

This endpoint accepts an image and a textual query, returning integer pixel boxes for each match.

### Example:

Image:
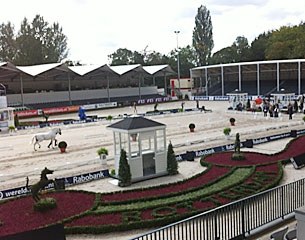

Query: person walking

[288,103,293,120]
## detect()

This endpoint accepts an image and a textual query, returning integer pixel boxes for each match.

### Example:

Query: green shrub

[97,147,108,156]
[106,115,113,121]
[223,127,231,135]
[33,197,57,212]
[118,149,131,187]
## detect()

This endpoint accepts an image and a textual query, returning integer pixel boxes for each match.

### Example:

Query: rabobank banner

[175,129,305,161]
[0,169,109,200]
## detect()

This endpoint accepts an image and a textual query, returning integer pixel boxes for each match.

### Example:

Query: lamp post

[174,30,181,94]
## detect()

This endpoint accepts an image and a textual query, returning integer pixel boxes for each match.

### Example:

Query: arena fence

[131,178,305,240]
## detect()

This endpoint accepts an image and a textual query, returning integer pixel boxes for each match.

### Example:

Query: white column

[257,63,260,96]
[221,66,224,96]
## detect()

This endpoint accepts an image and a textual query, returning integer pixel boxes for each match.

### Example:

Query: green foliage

[231,153,245,161]
[167,142,178,175]
[192,5,214,66]
[223,127,231,136]
[33,197,57,212]
[110,169,115,176]
[0,14,68,65]
[303,116,305,122]
[106,115,113,121]
[97,147,108,156]
[118,149,131,187]
[8,125,15,131]
[266,24,305,60]
[58,141,67,148]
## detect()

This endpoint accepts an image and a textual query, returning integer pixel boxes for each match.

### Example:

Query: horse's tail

[30,135,36,145]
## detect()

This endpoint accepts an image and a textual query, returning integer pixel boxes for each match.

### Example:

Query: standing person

[293,100,298,113]
[263,103,269,117]
[196,100,199,109]
[288,103,293,120]
[181,101,185,111]
[133,102,137,114]
[274,104,279,118]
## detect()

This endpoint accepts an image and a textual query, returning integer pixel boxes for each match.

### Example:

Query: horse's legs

[54,139,58,146]
[48,140,53,148]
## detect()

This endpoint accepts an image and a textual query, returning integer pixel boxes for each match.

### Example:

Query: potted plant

[189,123,195,132]
[106,115,113,121]
[223,127,231,139]
[58,141,67,153]
[229,117,236,126]
[8,125,15,134]
[97,147,108,160]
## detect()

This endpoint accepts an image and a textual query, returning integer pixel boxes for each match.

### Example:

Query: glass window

[156,129,165,152]
[142,136,154,153]
[130,133,139,158]
[114,132,120,155]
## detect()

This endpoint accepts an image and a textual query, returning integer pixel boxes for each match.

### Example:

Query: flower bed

[0,135,304,236]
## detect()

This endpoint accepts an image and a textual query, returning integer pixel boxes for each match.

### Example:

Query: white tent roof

[68,64,113,76]
[109,64,143,75]
[16,62,67,76]
[143,64,175,76]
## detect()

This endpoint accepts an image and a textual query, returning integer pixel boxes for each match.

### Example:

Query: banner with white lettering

[175,129,305,161]
[0,169,109,200]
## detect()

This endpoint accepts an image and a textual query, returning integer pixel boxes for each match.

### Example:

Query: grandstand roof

[68,64,115,76]
[16,63,70,76]
[143,65,176,76]
[190,59,305,78]
[0,62,176,81]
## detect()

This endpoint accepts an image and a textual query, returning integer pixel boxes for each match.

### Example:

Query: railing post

[241,201,246,238]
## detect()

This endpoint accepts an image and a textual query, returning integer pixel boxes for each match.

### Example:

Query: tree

[118,149,131,187]
[192,5,214,66]
[169,45,196,78]
[167,141,178,175]
[109,48,144,65]
[265,25,305,60]
[0,22,17,62]
[249,32,271,61]
[0,15,68,65]
[232,36,250,62]
[210,46,237,64]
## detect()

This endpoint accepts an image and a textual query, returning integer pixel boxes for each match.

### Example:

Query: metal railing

[131,178,305,240]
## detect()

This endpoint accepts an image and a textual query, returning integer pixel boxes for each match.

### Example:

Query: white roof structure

[16,63,69,76]
[143,65,176,76]
[110,64,145,75]
[68,64,114,76]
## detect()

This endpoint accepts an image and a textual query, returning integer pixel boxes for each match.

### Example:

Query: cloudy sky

[1,0,305,65]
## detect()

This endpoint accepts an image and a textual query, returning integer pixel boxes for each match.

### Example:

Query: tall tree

[0,22,17,62]
[169,45,196,77]
[109,48,145,65]
[210,46,237,64]
[118,149,131,187]
[232,36,250,62]
[265,25,305,60]
[192,5,214,66]
[0,15,68,65]
[167,141,178,175]
[249,32,271,61]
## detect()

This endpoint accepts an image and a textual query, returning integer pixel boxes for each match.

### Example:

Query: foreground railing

[131,178,305,240]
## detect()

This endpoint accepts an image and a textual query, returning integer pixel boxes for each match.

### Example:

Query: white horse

[31,128,62,151]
